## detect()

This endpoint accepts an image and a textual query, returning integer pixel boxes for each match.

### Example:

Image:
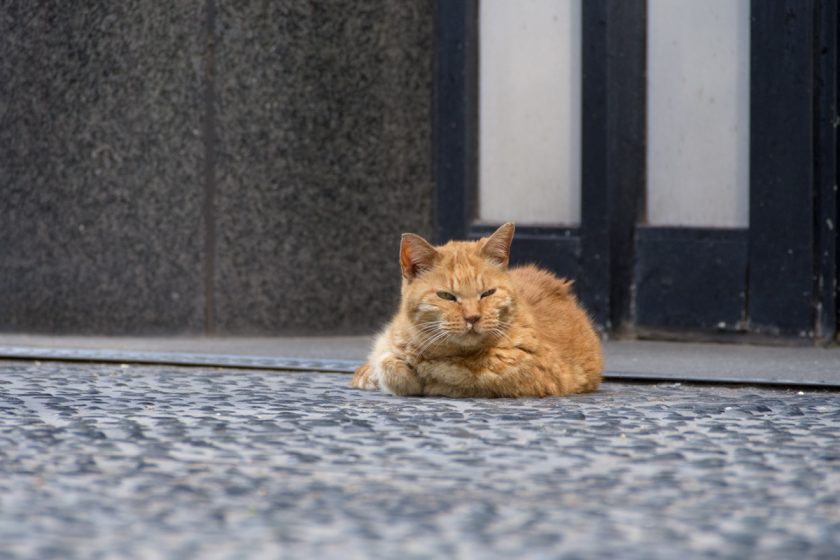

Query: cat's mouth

[460,325,486,340]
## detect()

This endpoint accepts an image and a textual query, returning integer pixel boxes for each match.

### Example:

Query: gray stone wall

[0,1,434,335]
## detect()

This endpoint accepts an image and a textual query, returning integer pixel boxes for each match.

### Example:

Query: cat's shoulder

[509,264,574,300]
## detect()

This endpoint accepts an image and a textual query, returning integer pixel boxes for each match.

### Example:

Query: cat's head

[398,223,516,352]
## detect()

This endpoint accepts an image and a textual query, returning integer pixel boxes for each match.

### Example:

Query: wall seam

[202,0,218,334]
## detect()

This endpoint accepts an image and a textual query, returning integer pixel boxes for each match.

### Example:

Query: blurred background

[1,0,837,342]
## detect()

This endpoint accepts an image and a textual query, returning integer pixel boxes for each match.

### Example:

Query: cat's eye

[437,291,457,301]
[480,288,497,299]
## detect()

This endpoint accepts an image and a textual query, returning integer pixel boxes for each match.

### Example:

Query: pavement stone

[0,360,838,559]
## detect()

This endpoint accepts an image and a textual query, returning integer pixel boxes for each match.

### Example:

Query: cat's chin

[451,331,490,349]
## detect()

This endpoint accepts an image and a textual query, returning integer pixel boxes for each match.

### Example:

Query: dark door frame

[747,0,837,339]
[433,0,646,333]
[433,0,837,341]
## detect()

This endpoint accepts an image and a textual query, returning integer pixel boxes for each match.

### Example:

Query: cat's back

[509,264,574,310]
[509,264,602,387]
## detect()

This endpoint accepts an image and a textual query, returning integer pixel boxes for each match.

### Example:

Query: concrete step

[0,334,838,387]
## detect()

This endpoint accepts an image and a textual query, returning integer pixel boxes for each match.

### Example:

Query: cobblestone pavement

[1,360,838,559]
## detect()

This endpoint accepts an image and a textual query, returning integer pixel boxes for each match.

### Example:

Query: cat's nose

[465,314,481,325]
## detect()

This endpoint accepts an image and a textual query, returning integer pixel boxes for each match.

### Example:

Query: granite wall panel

[0,1,207,334]
[0,0,434,335]
[212,1,434,334]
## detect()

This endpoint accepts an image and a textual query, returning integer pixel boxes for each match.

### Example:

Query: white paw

[371,353,391,393]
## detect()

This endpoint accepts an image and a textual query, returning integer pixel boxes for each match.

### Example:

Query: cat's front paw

[378,354,424,396]
[351,362,379,390]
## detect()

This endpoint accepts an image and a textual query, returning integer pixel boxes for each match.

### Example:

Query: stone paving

[1,360,839,559]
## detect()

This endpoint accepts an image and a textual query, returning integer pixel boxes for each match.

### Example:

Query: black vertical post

[580,0,610,328]
[815,0,838,339]
[434,0,477,244]
[749,1,816,336]
[580,0,646,333]
[581,0,647,333]
[605,0,647,333]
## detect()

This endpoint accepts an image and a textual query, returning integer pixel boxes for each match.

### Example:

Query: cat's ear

[400,233,439,280]
[481,222,515,267]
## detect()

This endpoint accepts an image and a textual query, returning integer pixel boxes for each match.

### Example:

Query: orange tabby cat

[351,223,603,397]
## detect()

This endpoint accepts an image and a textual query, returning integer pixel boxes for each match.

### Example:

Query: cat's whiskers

[415,333,443,357]
[407,321,442,355]
[414,322,442,336]
[415,328,452,357]
[412,320,441,341]
[488,326,514,346]
[484,319,514,345]
[413,320,445,339]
